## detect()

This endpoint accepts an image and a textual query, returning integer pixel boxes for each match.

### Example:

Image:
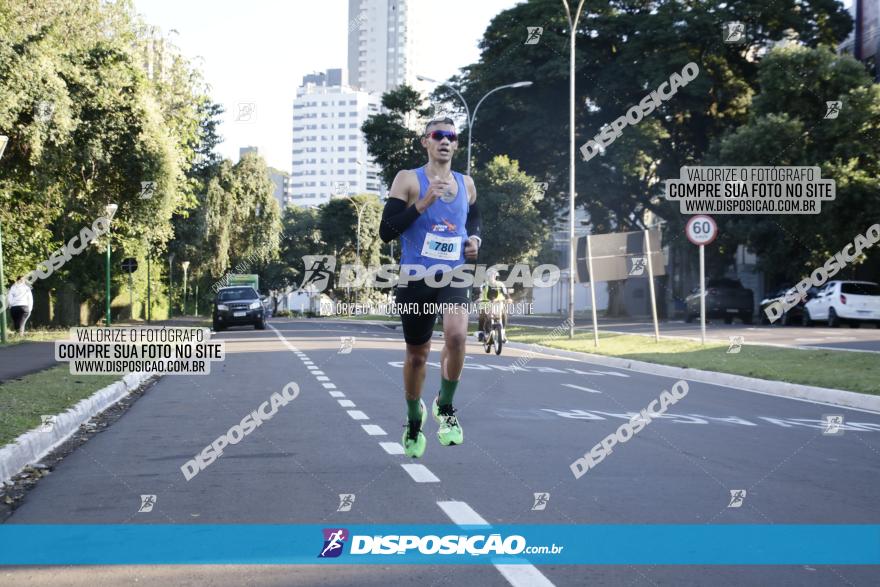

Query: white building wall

[290,81,383,208]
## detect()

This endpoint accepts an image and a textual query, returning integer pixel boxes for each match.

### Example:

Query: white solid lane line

[379,442,404,455]
[437,500,556,587]
[347,410,369,420]
[362,424,387,436]
[338,399,355,408]
[561,383,602,394]
[268,324,301,354]
[401,464,440,483]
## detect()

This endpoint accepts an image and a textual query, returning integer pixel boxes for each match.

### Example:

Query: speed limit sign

[686,215,717,246]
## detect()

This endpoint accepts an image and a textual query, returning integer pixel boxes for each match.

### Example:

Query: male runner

[379,117,481,458]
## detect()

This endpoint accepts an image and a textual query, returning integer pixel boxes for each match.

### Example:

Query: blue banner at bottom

[1,525,878,565]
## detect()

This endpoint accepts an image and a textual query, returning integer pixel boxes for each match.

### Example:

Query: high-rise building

[840,0,879,80]
[140,26,178,83]
[239,146,259,159]
[267,168,292,210]
[290,69,384,207]
[347,0,428,95]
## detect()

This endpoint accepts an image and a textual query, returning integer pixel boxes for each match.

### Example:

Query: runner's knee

[445,331,466,351]
[405,346,430,369]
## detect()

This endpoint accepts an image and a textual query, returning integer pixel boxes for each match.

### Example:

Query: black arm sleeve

[465,201,481,239]
[379,198,421,243]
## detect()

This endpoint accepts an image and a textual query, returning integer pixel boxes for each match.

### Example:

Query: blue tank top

[400,166,469,279]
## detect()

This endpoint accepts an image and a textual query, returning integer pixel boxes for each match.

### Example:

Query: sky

[133,0,523,171]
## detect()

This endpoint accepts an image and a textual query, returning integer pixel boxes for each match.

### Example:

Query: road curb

[510,341,880,413]
[0,372,156,485]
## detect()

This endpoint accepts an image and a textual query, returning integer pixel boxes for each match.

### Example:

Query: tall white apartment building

[290,69,384,208]
[347,0,428,94]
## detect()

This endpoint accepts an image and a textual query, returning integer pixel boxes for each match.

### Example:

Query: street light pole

[468,82,532,175]
[562,0,587,339]
[416,76,532,175]
[104,203,118,326]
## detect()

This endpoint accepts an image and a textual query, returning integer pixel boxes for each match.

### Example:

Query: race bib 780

[421,233,462,260]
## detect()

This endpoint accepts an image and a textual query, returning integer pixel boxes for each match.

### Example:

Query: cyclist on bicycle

[477,268,510,343]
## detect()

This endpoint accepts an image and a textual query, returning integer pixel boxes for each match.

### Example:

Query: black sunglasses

[427,130,457,142]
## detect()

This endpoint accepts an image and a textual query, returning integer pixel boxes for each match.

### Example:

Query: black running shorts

[394,276,471,345]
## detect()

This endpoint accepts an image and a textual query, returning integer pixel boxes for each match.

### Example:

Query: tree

[318,194,383,266]
[278,205,322,286]
[710,45,880,286]
[202,154,281,278]
[362,84,467,185]
[472,155,546,272]
[452,0,852,230]
[441,0,853,314]
[0,0,209,321]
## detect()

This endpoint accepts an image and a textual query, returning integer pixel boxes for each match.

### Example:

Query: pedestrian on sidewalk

[7,275,33,336]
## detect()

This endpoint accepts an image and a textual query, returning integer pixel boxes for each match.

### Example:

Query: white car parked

[802,280,880,328]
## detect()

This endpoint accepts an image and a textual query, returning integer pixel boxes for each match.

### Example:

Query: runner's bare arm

[464,175,476,205]
[464,175,480,259]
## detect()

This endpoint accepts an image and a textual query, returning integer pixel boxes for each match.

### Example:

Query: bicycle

[482,299,506,355]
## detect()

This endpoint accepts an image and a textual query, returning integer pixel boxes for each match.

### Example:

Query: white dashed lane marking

[561,383,602,394]
[329,391,345,398]
[338,399,355,408]
[379,442,404,455]
[438,501,555,587]
[401,464,440,483]
[362,424,387,436]
[347,410,369,420]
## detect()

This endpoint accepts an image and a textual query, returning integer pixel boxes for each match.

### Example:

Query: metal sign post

[685,215,718,345]
[699,244,706,344]
[644,229,660,342]
[575,229,667,348]
[586,234,599,347]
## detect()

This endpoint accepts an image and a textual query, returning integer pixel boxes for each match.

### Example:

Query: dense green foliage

[0,0,279,321]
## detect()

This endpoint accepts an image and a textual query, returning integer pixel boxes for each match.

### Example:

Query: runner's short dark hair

[425,117,455,134]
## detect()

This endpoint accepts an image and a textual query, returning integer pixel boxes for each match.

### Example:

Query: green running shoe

[402,398,427,458]
[432,396,463,446]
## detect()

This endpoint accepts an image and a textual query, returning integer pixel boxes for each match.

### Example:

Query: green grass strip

[0,365,120,446]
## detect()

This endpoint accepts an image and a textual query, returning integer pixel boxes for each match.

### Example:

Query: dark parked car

[213,286,265,331]
[758,286,820,325]
[685,278,754,324]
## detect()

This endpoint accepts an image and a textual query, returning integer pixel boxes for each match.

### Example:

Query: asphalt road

[511,315,880,352]
[4,318,880,586]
